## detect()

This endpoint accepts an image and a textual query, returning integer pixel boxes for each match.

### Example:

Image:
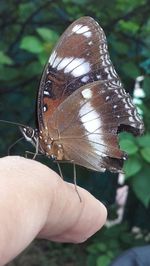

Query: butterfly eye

[20,126,35,142]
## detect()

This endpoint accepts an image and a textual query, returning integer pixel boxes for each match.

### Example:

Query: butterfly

[20,16,144,173]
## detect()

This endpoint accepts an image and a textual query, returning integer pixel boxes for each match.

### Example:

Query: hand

[0,156,107,265]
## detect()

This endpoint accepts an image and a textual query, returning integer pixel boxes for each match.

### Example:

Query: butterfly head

[19,126,38,148]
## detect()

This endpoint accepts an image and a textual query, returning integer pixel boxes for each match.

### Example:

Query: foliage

[0,0,150,265]
[119,131,150,207]
[86,223,149,266]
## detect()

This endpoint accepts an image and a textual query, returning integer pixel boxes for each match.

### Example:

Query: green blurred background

[0,0,150,265]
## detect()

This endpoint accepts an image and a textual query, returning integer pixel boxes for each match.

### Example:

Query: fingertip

[67,187,108,242]
[46,184,107,243]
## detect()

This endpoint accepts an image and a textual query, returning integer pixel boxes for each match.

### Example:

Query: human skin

[0,156,107,265]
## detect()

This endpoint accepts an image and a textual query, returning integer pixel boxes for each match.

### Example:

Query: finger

[0,156,107,265]
[42,183,107,243]
[39,181,107,243]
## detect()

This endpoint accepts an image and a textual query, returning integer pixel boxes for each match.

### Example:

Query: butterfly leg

[56,161,63,179]
[54,159,73,178]
[32,137,39,159]
[25,150,33,158]
[25,137,41,159]
[7,137,24,155]
[24,150,28,158]
[73,163,82,202]
[25,150,41,159]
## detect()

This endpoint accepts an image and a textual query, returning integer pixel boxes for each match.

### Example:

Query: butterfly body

[21,17,144,173]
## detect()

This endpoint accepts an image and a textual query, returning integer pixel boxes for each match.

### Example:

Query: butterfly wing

[37,16,121,130]
[46,81,144,172]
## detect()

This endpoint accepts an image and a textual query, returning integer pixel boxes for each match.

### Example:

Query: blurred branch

[0,18,18,29]
[8,1,52,53]
[107,0,150,32]
[121,32,149,48]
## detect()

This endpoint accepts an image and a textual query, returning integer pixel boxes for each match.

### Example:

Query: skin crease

[0,156,107,265]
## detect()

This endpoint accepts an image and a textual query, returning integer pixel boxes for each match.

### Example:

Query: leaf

[107,239,119,250]
[137,134,150,148]
[86,244,99,254]
[122,62,140,79]
[119,132,135,141]
[124,157,142,178]
[118,20,139,34]
[106,250,114,259]
[18,3,35,21]
[87,255,96,266]
[97,243,107,252]
[140,58,150,74]
[36,28,59,43]
[131,167,150,207]
[120,232,133,244]
[96,255,111,266]
[141,147,150,163]
[0,51,13,65]
[111,40,129,55]
[37,51,49,66]
[21,61,42,78]
[120,139,138,155]
[20,36,44,54]
[0,66,19,81]
[71,0,89,4]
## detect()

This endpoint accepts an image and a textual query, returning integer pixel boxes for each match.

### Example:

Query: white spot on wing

[57,57,74,70]
[64,58,85,73]
[62,57,91,77]
[80,109,99,123]
[125,103,129,109]
[127,110,132,116]
[89,41,93,45]
[72,24,82,32]
[44,91,50,96]
[81,76,89,82]
[71,61,90,77]
[49,51,57,65]
[53,56,62,68]
[83,31,92,38]
[76,25,89,34]
[79,102,100,133]
[129,117,135,122]
[81,88,92,99]
[43,106,47,112]
[79,102,106,151]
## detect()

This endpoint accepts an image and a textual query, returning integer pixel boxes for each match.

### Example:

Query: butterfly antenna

[56,161,63,179]
[8,136,24,155]
[73,163,82,202]
[0,119,26,128]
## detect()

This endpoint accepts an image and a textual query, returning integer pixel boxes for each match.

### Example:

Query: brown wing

[47,80,144,173]
[37,16,121,130]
